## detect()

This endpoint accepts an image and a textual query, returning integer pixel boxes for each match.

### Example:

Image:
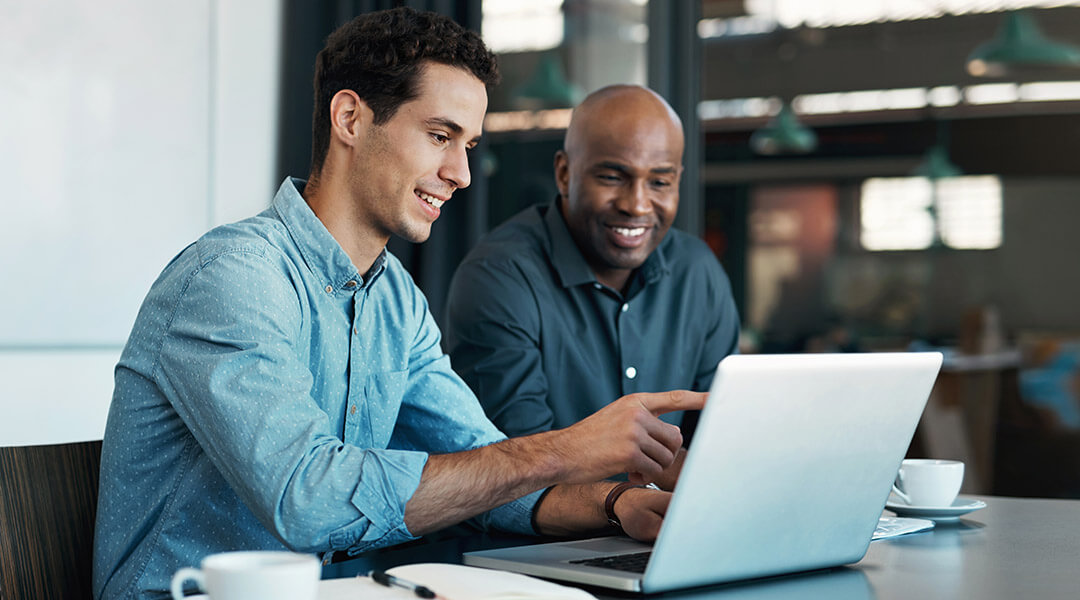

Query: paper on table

[317,576,414,599]
[187,563,597,600]
[384,563,597,600]
[872,516,935,540]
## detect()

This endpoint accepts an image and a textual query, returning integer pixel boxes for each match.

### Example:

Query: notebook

[190,563,598,600]
[464,352,943,593]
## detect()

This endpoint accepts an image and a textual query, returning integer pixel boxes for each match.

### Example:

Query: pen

[369,570,437,598]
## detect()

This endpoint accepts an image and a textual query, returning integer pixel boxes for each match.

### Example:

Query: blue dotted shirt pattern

[93,178,540,599]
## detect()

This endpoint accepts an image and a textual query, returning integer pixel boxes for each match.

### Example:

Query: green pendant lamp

[913,123,961,248]
[750,101,817,155]
[913,144,962,179]
[967,10,1080,77]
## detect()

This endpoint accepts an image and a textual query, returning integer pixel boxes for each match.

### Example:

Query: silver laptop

[464,352,943,593]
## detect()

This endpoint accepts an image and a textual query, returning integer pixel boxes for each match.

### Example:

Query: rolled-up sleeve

[392,272,544,535]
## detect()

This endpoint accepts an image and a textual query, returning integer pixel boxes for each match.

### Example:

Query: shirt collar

[543,200,597,288]
[272,177,385,290]
[639,234,670,285]
[542,198,671,290]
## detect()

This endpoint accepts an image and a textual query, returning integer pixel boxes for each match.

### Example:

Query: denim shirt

[93,178,540,599]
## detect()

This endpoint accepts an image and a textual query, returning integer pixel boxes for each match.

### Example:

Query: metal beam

[649,0,705,238]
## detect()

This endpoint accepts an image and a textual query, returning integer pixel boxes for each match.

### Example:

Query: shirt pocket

[344,370,407,449]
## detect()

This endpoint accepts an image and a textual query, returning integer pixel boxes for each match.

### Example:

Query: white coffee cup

[170,551,319,600]
[892,459,964,507]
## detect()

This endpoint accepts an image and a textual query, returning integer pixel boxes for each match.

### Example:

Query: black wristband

[604,482,646,529]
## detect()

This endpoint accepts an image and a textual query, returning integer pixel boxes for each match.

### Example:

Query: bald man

[445,85,740,481]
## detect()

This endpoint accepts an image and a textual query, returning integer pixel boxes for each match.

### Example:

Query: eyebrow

[593,161,679,175]
[426,117,482,145]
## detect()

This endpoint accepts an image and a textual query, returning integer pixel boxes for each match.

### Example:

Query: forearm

[531,483,612,536]
[535,449,686,537]
[535,482,670,542]
[403,390,703,536]
[404,434,565,535]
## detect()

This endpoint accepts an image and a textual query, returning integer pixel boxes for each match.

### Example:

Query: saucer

[885,496,987,522]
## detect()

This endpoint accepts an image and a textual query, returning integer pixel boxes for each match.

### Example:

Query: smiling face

[349,61,487,245]
[555,86,684,291]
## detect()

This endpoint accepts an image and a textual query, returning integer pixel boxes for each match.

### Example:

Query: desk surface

[325,495,1080,599]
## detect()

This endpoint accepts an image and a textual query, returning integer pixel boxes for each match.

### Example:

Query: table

[856,495,1078,600]
[324,495,1080,599]
[916,349,1021,494]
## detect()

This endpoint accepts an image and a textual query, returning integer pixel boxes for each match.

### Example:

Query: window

[481,0,564,53]
[702,0,1080,32]
[860,176,1002,251]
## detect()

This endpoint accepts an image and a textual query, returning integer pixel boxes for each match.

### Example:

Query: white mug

[892,459,964,507]
[170,551,320,600]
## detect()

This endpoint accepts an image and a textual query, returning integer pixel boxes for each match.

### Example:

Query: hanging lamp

[749,101,817,155]
[967,10,1080,77]
[912,123,962,248]
[912,144,962,180]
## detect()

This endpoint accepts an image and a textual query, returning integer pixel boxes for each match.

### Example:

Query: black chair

[0,440,102,600]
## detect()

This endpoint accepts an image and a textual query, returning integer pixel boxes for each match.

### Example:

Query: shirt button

[621,303,629,313]
[625,366,637,379]
[350,405,357,415]
[324,285,333,294]
[344,280,358,289]
[353,327,358,335]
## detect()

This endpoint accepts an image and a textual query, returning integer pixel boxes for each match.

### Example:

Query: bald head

[564,85,684,161]
[554,85,685,292]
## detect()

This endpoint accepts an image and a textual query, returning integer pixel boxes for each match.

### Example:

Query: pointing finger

[634,390,707,416]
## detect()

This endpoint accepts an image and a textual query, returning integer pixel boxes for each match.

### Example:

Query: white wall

[0,0,283,446]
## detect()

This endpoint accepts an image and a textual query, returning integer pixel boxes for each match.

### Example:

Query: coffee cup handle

[892,471,913,505]
[170,567,205,600]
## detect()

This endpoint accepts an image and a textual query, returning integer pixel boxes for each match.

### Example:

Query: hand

[548,390,706,485]
[613,486,671,542]
[629,447,686,492]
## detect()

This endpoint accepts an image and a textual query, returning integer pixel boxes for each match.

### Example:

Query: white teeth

[612,226,646,237]
[418,192,444,208]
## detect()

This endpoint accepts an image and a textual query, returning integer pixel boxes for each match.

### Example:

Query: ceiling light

[913,144,962,180]
[967,10,1080,78]
[749,101,817,155]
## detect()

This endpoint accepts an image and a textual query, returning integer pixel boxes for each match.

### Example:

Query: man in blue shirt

[445,86,740,484]
[93,9,701,599]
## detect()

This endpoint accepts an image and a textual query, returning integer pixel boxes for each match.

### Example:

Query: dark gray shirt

[444,203,740,437]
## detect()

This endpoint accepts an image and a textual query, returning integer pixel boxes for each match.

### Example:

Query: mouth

[605,223,652,248]
[417,190,446,209]
[611,226,646,238]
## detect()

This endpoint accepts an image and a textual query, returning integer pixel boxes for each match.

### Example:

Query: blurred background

[3,0,1078,498]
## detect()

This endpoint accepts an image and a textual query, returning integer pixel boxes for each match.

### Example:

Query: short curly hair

[309,7,500,176]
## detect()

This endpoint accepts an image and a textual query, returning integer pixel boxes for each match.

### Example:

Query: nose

[440,146,472,190]
[614,179,651,216]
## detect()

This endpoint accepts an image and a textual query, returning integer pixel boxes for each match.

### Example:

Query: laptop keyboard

[569,551,652,573]
[565,517,928,575]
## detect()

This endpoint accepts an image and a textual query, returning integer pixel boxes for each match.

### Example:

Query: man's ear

[328,89,372,148]
[554,150,570,198]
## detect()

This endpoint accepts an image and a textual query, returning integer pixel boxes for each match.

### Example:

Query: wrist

[525,429,575,482]
[604,482,646,529]
[503,431,567,486]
